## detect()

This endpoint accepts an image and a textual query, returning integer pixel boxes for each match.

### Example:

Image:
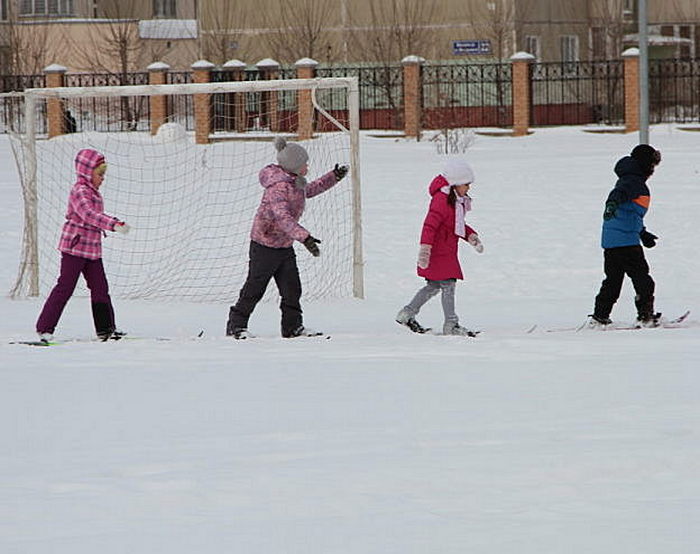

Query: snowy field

[1,126,699,553]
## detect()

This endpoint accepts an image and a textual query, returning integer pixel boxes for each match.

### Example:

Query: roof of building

[139,19,197,40]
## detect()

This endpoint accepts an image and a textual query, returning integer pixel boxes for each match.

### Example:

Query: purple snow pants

[36,252,115,335]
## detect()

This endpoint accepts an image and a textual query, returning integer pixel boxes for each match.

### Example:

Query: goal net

[8,77,363,303]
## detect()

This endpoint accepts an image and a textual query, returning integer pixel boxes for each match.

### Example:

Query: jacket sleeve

[70,186,120,231]
[266,183,310,242]
[304,171,338,199]
[463,224,477,239]
[419,196,446,245]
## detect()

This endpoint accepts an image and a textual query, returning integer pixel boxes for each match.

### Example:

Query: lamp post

[638,0,649,143]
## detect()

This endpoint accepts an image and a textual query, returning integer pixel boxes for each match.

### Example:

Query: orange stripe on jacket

[633,195,650,208]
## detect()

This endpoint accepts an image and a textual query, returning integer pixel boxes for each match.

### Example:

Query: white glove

[467,233,483,253]
[114,222,130,235]
[417,244,432,269]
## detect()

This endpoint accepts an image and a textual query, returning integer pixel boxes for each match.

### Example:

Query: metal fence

[3,58,700,134]
[422,62,512,129]
[649,59,700,123]
[63,72,150,132]
[530,61,625,126]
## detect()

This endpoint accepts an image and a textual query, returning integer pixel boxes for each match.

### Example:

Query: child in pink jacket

[396,158,484,336]
[226,137,348,339]
[35,148,129,342]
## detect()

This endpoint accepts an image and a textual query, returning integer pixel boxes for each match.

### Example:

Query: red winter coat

[417,174,477,281]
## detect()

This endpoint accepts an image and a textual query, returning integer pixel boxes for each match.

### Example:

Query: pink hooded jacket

[250,164,337,248]
[417,174,477,281]
[58,149,121,260]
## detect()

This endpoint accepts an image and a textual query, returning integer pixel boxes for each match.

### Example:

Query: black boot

[92,302,115,340]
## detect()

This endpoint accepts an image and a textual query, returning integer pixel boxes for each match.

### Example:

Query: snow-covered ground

[1,126,699,553]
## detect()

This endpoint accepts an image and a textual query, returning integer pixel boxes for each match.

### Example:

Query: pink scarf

[441,185,472,237]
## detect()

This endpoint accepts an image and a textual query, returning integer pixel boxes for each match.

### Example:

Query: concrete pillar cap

[256,58,280,69]
[401,55,426,64]
[510,52,536,61]
[44,64,68,73]
[147,61,171,71]
[295,58,319,68]
[191,60,215,70]
[622,47,640,57]
[223,59,247,69]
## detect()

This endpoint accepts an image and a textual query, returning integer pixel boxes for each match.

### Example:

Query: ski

[10,330,205,347]
[542,310,690,333]
[396,319,431,334]
[429,329,481,338]
[610,310,690,331]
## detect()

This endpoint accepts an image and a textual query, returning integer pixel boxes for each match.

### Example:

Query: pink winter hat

[442,158,475,186]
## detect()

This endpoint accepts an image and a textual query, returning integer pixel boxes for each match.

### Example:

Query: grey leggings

[403,279,458,325]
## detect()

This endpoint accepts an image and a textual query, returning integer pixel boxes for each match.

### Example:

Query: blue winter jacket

[601,156,651,249]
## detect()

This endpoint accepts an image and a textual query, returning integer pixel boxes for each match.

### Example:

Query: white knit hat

[442,158,475,186]
[274,137,309,174]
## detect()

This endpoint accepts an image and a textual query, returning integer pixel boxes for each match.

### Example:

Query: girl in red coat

[396,158,483,335]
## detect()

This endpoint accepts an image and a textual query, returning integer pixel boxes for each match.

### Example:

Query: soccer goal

[8,77,363,303]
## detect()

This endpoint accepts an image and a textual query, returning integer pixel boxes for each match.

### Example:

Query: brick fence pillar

[148,61,170,136]
[192,59,215,144]
[622,48,640,133]
[402,55,424,138]
[223,59,247,132]
[295,57,318,140]
[256,58,280,132]
[44,64,67,139]
[510,52,535,137]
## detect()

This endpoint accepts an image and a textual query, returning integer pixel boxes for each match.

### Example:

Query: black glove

[640,229,658,248]
[303,235,321,257]
[603,200,618,221]
[333,163,349,182]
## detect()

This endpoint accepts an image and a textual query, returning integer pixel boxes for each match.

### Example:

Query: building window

[525,35,541,61]
[20,0,73,16]
[591,27,606,60]
[1,0,8,20]
[561,35,579,63]
[154,0,176,18]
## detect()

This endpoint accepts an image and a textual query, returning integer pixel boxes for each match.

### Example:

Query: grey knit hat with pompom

[274,136,309,174]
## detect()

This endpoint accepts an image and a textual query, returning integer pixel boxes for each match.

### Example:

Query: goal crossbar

[22,77,359,100]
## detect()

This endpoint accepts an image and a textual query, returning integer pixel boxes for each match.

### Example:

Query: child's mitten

[114,222,130,234]
[467,233,484,253]
[640,229,658,248]
[417,244,431,269]
[303,235,321,257]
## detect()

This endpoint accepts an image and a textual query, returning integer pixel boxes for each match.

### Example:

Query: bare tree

[260,0,335,64]
[347,0,439,63]
[1,14,60,75]
[346,0,439,129]
[200,1,251,64]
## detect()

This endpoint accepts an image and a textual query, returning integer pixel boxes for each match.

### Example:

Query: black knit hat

[631,144,661,175]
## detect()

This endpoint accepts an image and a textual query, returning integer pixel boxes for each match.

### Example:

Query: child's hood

[428,174,449,197]
[259,163,296,189]
[74,148,105,183]
[614,156,646,179]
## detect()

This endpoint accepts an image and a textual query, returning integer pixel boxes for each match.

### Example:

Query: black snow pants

[227,241,303,337]
[593,245,655,320]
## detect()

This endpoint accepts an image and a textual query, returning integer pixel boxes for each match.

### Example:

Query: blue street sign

[452,40,492,55]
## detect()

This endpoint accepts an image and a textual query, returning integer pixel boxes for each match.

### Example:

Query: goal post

[9,77,364,302]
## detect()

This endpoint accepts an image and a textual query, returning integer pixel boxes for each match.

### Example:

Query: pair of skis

[536,310,691,334]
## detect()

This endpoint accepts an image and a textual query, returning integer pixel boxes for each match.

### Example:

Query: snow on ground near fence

[1,127,699,553]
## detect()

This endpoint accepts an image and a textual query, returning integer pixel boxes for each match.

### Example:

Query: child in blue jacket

[590,144,661,327]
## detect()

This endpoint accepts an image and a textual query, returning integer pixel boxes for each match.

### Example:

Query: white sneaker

[37,332,53,343]
[443,323,478,336]
[396,308,412,324]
